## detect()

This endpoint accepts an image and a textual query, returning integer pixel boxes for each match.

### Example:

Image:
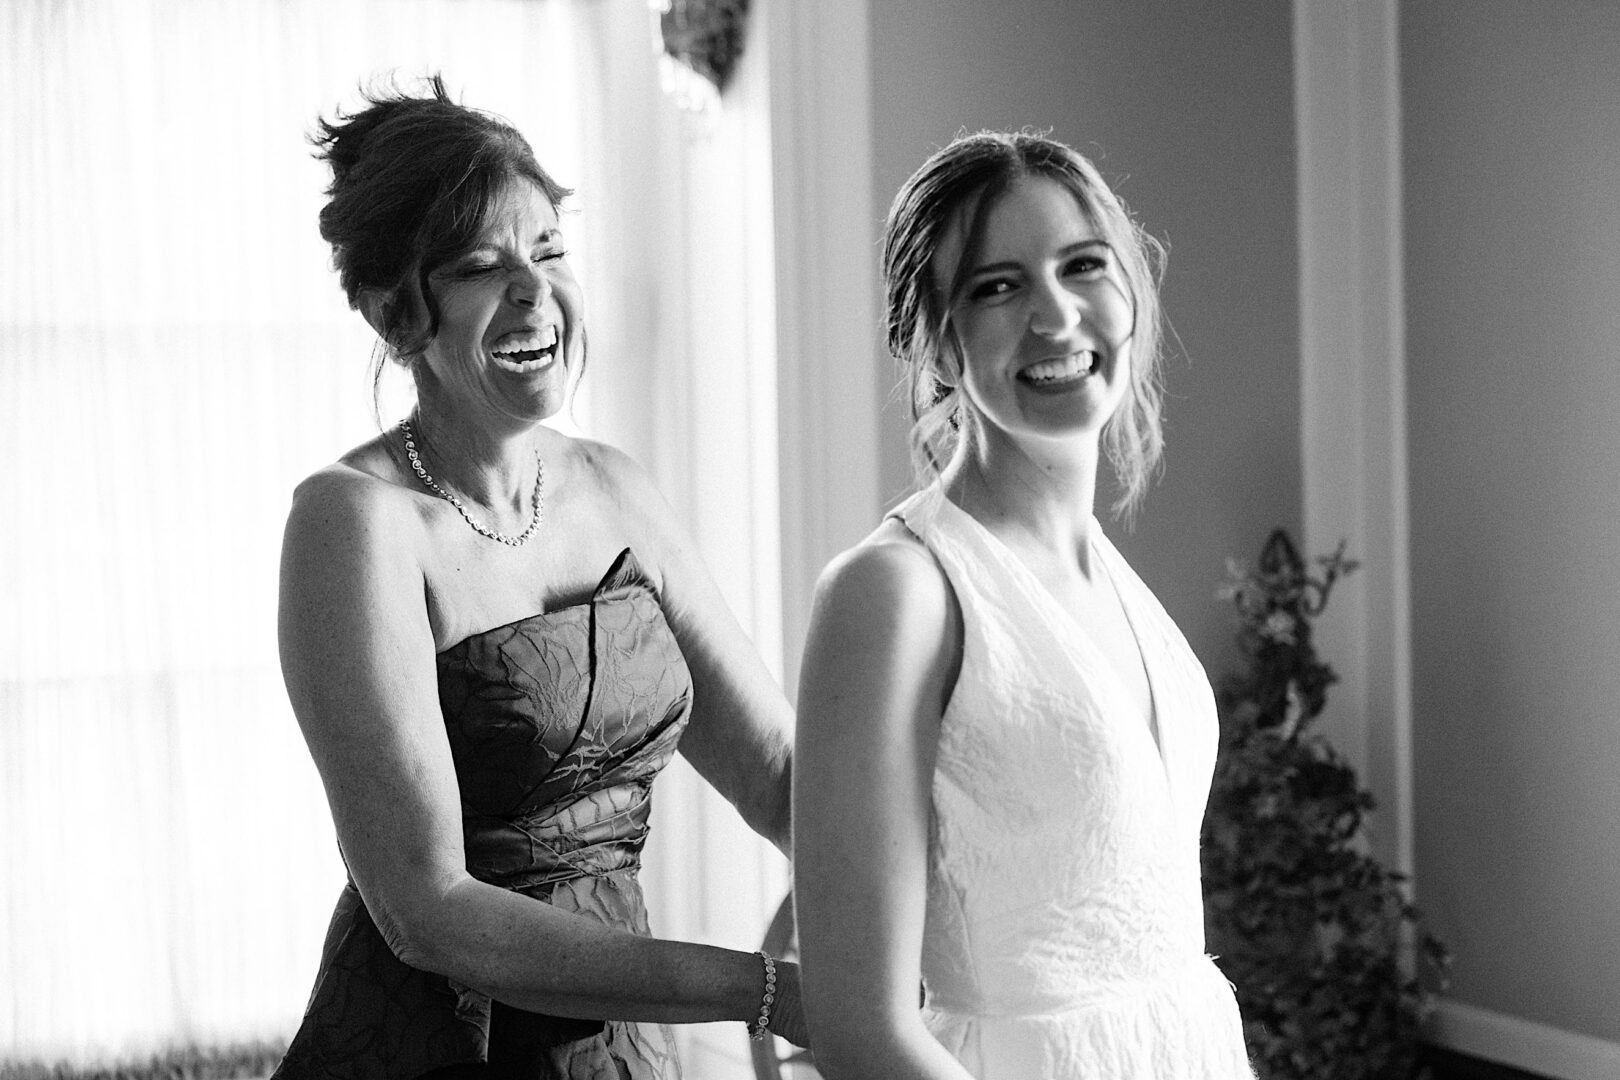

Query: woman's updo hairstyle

[881,129,1168,520]
[311,74,571,377]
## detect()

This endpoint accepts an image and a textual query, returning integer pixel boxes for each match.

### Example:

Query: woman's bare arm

[594,444,794,855]
[277,465,787,1030]
[791,527,977,1080]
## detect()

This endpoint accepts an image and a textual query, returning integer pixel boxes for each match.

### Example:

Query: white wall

[1402,0,1620,1059]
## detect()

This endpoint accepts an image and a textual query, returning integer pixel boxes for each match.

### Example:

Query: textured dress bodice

[274,549,688,1080]
[893,487,1253,1079]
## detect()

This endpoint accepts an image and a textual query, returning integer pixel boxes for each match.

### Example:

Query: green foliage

[1201,529,1450,1080]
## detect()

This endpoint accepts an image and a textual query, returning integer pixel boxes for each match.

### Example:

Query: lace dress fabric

[892,488,1253,1080]
[273,549,689,1080]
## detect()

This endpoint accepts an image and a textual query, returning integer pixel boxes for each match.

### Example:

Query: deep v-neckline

[934,492,1170,773]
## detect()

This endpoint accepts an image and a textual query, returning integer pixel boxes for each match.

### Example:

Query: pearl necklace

[399,418,545,547]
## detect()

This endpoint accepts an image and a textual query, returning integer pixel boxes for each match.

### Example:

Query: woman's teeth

[491,327,559,372]
[1021,351,1098,384]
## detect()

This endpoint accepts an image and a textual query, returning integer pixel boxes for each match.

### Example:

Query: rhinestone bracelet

[748,950,777,1042]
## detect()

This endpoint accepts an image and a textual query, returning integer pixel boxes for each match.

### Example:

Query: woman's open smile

[422,180,583,423]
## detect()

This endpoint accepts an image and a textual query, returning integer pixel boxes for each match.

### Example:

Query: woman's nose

[507,263,551,308]
[1028,276,1083,337]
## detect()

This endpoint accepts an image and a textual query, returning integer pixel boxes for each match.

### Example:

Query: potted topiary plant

[1201,528,1449,1080]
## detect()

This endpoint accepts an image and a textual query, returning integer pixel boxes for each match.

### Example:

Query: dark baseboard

[1422,1043,1555,1080]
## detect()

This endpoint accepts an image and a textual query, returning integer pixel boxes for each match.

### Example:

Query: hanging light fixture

[647,0,750,112]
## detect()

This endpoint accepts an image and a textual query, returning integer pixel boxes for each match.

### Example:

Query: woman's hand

[764,958,811,1048]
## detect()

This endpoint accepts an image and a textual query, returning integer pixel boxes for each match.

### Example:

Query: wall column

[1293,0,1412,877]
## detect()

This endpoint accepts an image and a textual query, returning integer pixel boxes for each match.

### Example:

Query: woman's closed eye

[446,249,565,279]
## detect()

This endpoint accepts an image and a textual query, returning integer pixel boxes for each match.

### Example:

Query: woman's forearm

[810,1014,976,1080]
[753,750,793,856]
[397,876,772,1024]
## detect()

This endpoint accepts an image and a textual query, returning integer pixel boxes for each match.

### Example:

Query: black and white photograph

[3,3,1617,1079]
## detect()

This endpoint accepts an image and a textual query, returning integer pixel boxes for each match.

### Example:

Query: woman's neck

[405,401,541,511]
[943,429,1103,577]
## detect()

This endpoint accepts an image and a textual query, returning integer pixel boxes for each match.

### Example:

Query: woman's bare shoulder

[561,434,657,505]
[553,436,686,585]
[285,434,424,549]
[810,516,957,650]
[820,516,944,599]
[798,515,961,749]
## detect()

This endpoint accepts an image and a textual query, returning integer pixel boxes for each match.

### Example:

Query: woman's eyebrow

[966,239,1111,277]
[964,258,1021,278]
[1060,238,1111,256]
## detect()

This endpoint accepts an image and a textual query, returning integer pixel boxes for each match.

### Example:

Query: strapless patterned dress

[893,487,1254,1079]
[273,549,690,1080]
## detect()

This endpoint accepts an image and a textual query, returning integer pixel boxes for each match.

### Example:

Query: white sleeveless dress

[892,486,1253,1080]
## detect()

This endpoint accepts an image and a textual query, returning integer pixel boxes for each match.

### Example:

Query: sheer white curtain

[574,3,793,1075]
[1,0,785,1065]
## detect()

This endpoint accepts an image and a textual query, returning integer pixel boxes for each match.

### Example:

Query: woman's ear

[355,287,394,341]
[933,320,963,390]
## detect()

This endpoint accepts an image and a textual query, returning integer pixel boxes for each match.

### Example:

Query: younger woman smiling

[792,131,1254,1079]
